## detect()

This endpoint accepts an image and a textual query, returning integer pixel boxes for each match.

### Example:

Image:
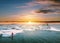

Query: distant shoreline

[0,21,60,24]
[0,21,60,23]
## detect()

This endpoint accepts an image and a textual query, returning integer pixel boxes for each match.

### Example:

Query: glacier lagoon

[0,23,60,43]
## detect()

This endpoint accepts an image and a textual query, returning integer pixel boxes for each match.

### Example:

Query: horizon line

[0,21,60,23]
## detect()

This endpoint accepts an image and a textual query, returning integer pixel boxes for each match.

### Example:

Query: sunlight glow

[26,21,37,24]
[27,21,33,24]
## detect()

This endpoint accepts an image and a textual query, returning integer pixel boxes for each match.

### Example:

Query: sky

[0,0,60,21]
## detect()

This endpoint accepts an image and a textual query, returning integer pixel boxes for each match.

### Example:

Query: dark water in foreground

[0,23,60,43]
[0,30,60,43]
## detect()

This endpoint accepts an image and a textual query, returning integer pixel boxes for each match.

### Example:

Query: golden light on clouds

[19,14,37,22]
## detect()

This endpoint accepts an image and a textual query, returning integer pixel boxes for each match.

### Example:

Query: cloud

[16,0,60,21]
[35,0,60,3]
[33,0,60,14]
[50,0,60,3]
[35,9,60,14]
[16,0,52,9]
[35,9,55,13]
[16,1,39,8]
[16,0,60,15]
[17,0,60,9]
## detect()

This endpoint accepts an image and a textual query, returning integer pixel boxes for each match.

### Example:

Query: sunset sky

[0,0,60,21]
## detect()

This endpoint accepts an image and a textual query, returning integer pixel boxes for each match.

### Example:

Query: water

[0,23,60,43]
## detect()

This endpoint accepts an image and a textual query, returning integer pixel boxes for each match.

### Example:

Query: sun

[26,21,35,24]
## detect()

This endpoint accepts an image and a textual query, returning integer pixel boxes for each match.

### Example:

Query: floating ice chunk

[2,33,11,37]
